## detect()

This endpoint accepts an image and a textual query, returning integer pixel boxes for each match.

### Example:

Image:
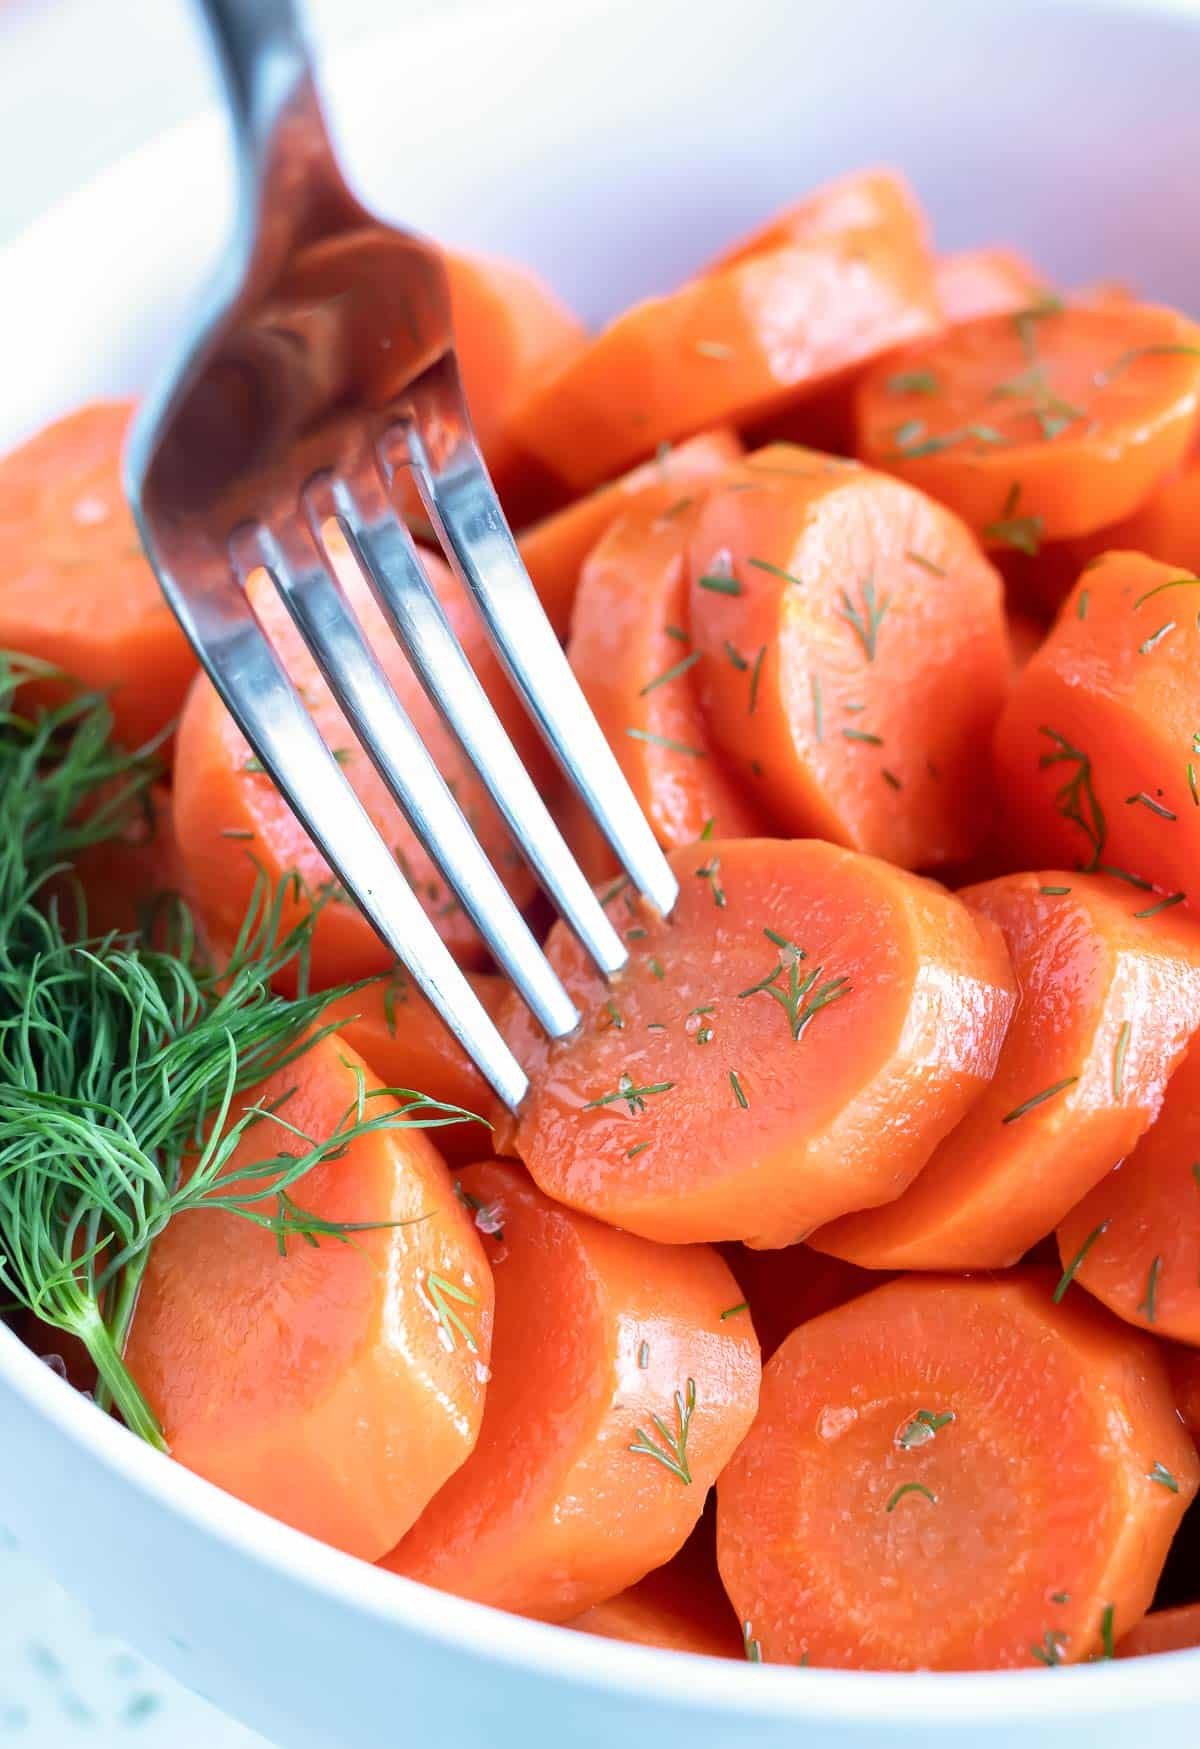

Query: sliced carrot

[934,248,1046,324]
[719,1243,882,1359]
[60,781,183,940]
[814,871,1200,1270]
[321,968,507,1163]
[568,1514,741,1658]
[706,167,930,274]
[0,401,196,750]
[562,494,762,876]
[1167,1344,1200,1443]
[856,301,1200,542]
[993,550,1200,903]
[717,1272,1198,1669]
[686,444,1009,869]
[1118,1604,1200,1659]
[126,1032,493,1561]
[173,538,543,989]
[383,1160,759,1620]
[508,230,940,494]
[518,428,742,637]
[497,837,1015,1247]
[1056,1035,1200,1347]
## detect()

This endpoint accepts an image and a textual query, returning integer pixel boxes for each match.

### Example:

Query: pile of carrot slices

[10,163,1200,1672]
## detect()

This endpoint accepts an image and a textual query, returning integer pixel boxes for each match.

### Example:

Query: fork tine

[243,516,580,1043]
[159,569,530,1110]
[392,369,681,921]
[308,464,629,978]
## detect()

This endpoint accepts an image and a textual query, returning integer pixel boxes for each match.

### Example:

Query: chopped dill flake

[1135,892,1187,919]
[1054,1222,1110,1302]
[454,1183,505,1242]
[625,727,707,758]
[720,1301,749,1321]
[811,672,824,742]
[898,1408,955,1450]
[649,957,666,981]
[1148,1461,1180,1493]
[1098,1605,1115,1662]
[1096,344,1200,387]
[695,339,734,359]
[748,557,804,588]
[599,874,630,906]
[729,1069,749,1109]
[743,1622,763,1663]
[891,423,1005,460]
[242,756,265,774]
[1125,791,1176,821]
[1051,1592,1072,1607]
[220,829,256,841]
[1099,864,1154,891]
[698,817,716,841]
[626,926,648,940]
[838,575,890,661]
[1002,1076,1079,1124]
[629,1377,696,1484]
[1078,589,1090,619]
[1112,1020,1131,1099]
[627,1142,650,1159]
[664,623,690,643]
[602,998,625,1031]
[660,495,694,521]
[886,1481,937,1513]
[724,641,749,672]
[887,368,941,396]
[748,646,765,714]
[426,1272,480,1353]
[697,572,743,596]
[1188,763,1200,808]
[1138,1254,1162,1322]
[1031,1631,1069,1668]
[638,1340,650,1368]
[1133,573,1200,609]
[331,748,354,766]
[583,1075,676,1115]
[1040,885,1072,895]
[1138,622,1176,656]
[763,927,794,949]
[892,417,927,448]
[905,549,947,577]
[639,650,701,695]
[1039,728,1106,870]
[843,728,884,746]
[984,510,1044,556]
[881,770,902,791]
[695,858,727,908]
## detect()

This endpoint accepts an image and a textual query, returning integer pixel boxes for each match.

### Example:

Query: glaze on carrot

[384,1160,760,1619]
[498,837,1015,1247]
[705,168,930,274]
[717,1273,1198,1669]
[933,249,1046,324]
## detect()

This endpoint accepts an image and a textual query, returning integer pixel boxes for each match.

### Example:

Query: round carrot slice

[856,301,1200,541]
[383,1160,760,1620]
[814,871,1200,1270]
[519,428,742,638]
[507,229,940,494]
[719,1242,882,1360]
[933,248,1046,324]
[569,1517,741,1658]
[0,401,196,750]
[173,538,543,989]
[993,550,1200,903]
[126,1032,494,1561]
[717,1273,1198,1670]
[498,837,1015,1247]
[1119,1604,1200,1659]
[1056,1037,1200,1347]
[686,444,1008,869]
[706,168,930,275]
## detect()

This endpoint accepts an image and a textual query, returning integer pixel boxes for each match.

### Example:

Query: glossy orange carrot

[384,1160,760,1619]
[1056,1036,1200,1347]
[569,1516,742,1658]
[0,401,196,750]
[173,539,543,989]
[518,428,742,637]
[856,301,1200,542]
[321,969,507,1163]
[993,550,1200,902]
[686,445,1009,869]
[1118,1605,1200,1659]
[934,248,1045,324]
[508,229,940,493]
[717,1273,1198,1669]
[815,871,1200,1270]
[719,1243,882,1359]
[126,1032,494,1561]
[563,495,762,874]
[52,780,183,940]
[706,168,930,274]
[498,837,1015,1247]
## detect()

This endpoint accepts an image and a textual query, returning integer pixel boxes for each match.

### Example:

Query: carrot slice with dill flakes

[716,1273,1198,1670]
[993,549,1200,902]
[126,1032,494,1561]
[814,871,1200,1270]
[855,300,1200,542]
[383,1160,759,1620]
[685,444,1009,870]
[1056,1036,1200,1347]
[718,1243,882,1360]
[496,837,1014,1247]
[705,167,931,274]
[933,248,1046,324]
[518,428,742,638]
[507,228,939,494]
[0,401,197,751]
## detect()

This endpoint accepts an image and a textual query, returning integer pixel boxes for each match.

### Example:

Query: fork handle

[196,0,316,140]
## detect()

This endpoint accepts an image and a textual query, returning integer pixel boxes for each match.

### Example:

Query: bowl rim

[2,0,1199,1716]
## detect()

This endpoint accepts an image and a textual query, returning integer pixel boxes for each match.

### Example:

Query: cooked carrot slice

[497,837,1014,1246]
[0,401,196,750]
[383,1160,759,1619]
[322,969,507,1163]
[52,779,182,940]
[814,871,1200,1270]
[934,248,1046,324]
[563,494,761,875]
[993,550,1200,903]
[1056,1036,1200,1347]
[126,1032,493,1560]
[1167,1345,1200,1443]
[686,444,1009,869]
[856,301,1200,542]
[508,230,940,494]
[518,428,742,638]
[173,539,542,989]
[568,1515,741,1658]
[705,168,930,274]
[719,1242,881,1359]
[717,1273,1198,1669]
[1118,1605,1200,1659]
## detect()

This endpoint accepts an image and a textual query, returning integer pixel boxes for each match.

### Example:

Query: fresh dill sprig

[1038,728,1106,870]
[629,1377,696,1484]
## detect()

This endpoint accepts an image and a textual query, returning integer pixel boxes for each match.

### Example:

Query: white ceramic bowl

[2,1,1200,1743]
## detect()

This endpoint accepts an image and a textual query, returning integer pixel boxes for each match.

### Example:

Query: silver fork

[125,0,678,1113]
